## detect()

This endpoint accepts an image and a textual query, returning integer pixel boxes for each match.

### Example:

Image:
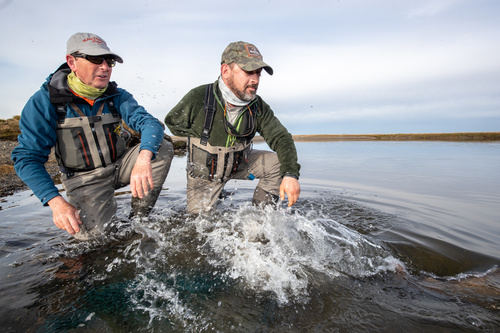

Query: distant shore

[290,132,500,142]
[174,132,500,143]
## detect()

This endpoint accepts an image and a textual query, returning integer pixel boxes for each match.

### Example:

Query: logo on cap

[82,37,106,46]
[245,45,262,59]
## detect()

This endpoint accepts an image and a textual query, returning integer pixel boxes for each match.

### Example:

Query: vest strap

[200,84,216,146]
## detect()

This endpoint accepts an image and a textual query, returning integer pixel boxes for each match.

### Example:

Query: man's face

[222,63,261,102]
[66,54,112,89]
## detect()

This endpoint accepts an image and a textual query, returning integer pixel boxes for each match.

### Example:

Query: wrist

[138,149,154,161]
[47,195,64,207]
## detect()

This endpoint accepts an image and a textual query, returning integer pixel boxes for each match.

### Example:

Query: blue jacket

[11,63,165,206]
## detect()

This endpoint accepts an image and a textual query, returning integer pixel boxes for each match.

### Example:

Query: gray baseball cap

[221,41,273,75]
[66,32,123,63]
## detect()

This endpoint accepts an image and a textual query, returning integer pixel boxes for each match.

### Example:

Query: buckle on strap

[56,105,67,124]
[200,129,210,146]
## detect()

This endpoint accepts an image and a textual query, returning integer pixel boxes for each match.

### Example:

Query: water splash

[192,204,402,305]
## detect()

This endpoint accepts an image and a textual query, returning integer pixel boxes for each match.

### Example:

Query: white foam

[193,204,403,304]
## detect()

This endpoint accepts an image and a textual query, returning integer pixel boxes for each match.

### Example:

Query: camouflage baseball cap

[221,41,273,75]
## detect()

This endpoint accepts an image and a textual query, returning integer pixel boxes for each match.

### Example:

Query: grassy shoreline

[175,132,500,143]
[287,132,500,142]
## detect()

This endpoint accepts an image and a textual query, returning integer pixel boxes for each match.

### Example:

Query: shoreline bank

[259,132,500,142]
[170,132,500,143]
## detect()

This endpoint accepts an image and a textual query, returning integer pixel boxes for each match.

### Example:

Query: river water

[0,141,499,332]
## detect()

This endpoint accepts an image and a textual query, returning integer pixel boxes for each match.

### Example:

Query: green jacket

[165,80,300,179]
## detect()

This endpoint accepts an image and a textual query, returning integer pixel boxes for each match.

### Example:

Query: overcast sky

[1,0,499,135]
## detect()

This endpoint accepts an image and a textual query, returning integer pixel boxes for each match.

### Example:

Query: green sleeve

[256,98,301,179]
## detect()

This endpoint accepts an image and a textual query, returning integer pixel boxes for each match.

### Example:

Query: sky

[0,0,499,135]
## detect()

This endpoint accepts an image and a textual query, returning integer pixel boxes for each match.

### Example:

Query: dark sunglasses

[72,53,116,67]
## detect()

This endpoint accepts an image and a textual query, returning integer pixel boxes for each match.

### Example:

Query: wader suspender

[200,84,216,146]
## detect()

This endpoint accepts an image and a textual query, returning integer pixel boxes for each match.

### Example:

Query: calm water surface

[0,141,499,332]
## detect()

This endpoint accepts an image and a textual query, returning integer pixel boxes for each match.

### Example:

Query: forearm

[259,121,300,178]
[130,149,154,198]
[13,157,60,205]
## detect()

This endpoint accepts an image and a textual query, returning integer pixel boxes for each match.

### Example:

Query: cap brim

[86,51,123,63]
[262,66,273,75]
[239,61,273,75]
[74,44,124,63]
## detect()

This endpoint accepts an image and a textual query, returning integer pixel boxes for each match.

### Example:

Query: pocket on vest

[103,123,127,162]
[56,127,95,170]
[189,144,218,180]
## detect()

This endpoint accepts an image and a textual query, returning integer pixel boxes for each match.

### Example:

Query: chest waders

[55,101,128,176]
[188,84,256,182]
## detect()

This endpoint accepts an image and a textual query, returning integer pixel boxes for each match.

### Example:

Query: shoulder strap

[200,84,216,146]
[69,103,87,117]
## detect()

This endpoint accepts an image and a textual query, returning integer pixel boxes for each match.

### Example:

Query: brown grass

[251,132,500,143]
[289,132,500,142]
[0,116,21,141]
[0,164,14,176]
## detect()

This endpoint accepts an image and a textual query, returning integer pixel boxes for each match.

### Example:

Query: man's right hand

[47,196,82,235]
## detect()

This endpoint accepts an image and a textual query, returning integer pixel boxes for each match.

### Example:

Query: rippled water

[1,141,499,332]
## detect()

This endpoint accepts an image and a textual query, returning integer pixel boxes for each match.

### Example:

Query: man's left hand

[279,176,301,207]
[130,150,154,198]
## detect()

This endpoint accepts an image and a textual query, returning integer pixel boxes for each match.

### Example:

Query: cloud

[264,35,500,102]
[1,0,499,134]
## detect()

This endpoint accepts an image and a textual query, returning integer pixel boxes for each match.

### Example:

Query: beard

[226,75,258,102]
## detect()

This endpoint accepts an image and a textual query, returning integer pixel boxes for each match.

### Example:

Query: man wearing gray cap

[165,41,300,213]
[12,33,174,239]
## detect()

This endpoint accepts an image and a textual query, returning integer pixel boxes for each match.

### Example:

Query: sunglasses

[72,53,116,67]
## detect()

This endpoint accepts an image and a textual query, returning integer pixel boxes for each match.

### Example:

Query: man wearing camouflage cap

[165,41,300,213]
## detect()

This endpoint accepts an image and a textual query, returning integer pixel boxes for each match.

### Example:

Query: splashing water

[103,202,402,321]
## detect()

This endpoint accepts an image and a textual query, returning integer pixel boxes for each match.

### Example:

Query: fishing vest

[188,84,255,182]
[55,101,130,174]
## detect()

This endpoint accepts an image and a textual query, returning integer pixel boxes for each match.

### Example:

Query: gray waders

[55,103,174,239]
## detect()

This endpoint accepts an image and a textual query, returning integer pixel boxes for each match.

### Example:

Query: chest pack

[54,100,128,174]
[188,84,258,182]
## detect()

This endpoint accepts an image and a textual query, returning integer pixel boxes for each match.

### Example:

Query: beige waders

[186,146,281,214]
